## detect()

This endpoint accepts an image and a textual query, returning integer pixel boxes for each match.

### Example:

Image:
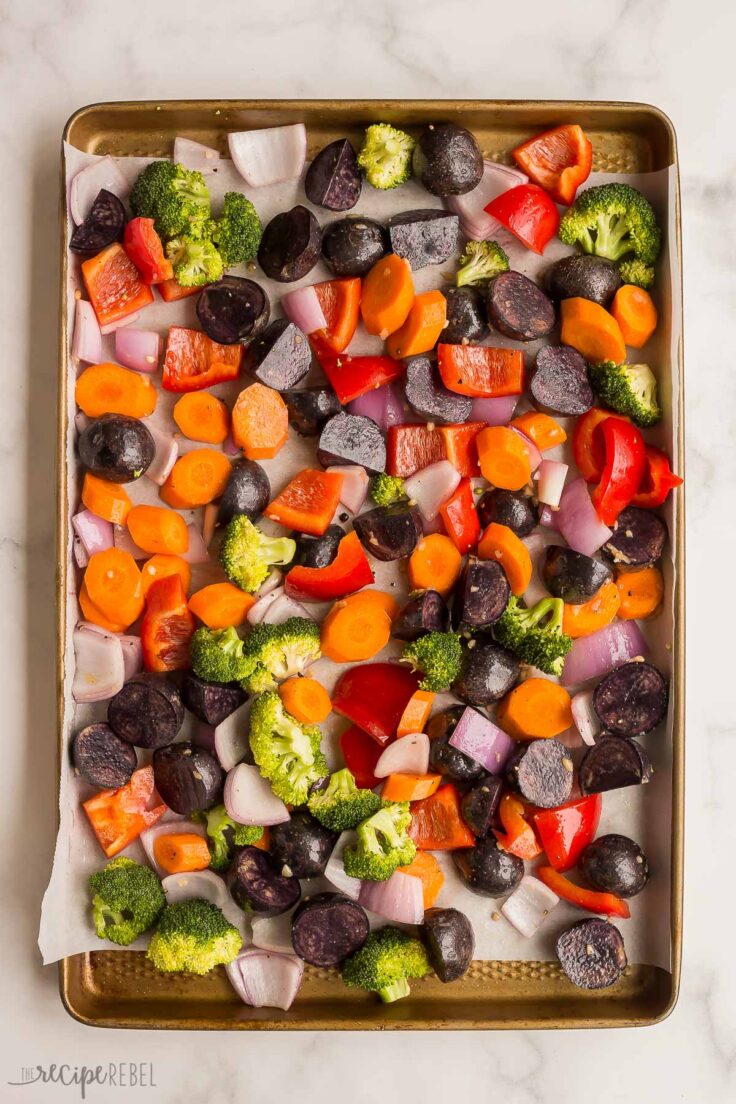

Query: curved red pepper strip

[591,418,646,525]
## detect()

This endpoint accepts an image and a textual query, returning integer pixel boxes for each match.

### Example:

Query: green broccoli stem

[593,213,633,262]
[379,977,411,1003]
[93,898,126,929]
[456,255,487,288]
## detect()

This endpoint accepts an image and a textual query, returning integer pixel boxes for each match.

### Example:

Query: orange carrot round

[141,554,192,598]
[510,411,567,451]
[476,426,532,491]
[338,589,400,620]
[497,678,573,741]
[231,382,288,460]
[321,597,392,662]
[611,285,658,348]
[562,579,621,638]
[127,505,189,555]
[79,580,126,633]
[83,548,144,628]
[386,290,447,359]
[560,297,626,364]
[409,534,462,596]
[615,566,664,620]
[173,392,230,444]
[75,362,157,419]
[160,449,232,509]
[188,582,255,629]
[477,522,532,595]
[152,832,211,874]
[396,689,435,738]
[81,472,132,525]
[360,254,414,338]
[279,677,332,725]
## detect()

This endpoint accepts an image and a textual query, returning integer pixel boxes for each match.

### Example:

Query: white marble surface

[1,0,734,1100]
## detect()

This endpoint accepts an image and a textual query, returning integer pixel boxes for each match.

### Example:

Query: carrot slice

[386,290,447,359]
[188,582,255,629]
[615,566,664,620]
[160,449,232,509]
[510,411,567,451]
[321,597,393,663]
[496,678,573,740]
[158,278,200,303]
[75,362,157,419]
[173,392,230,444]
[83,548,144,629]
[279,677,332,725]
[360,254,414,338]
[382,772,442,802]
[476,426,532,491]
[81,243,154,329]
[265,469,344,537]
[611,285,658,348]
[438,422,485,477]
[141,554,192,598]
[562,579,621,638]
[231,382,288,460]
[396,689,435,738]
[477,522,533,595]
[313,277,361,352]
[408,534,462,596]
[127,505,189,555]
[81,472,132,525]
[339,589,400,621]
[560,297,626,365]
[79,580,126,633]
[397,851,444,909]
[152,832,211,874]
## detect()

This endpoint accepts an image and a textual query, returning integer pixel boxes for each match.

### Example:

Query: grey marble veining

[1,0,734,1101]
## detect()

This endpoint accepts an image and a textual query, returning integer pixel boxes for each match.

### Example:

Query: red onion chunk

[143,422,179,487]
[348,382,407,432]
[571,689,600,746]
[72,623,125,703]
[422,512,446,536]
[222,432,241,458]
[251,911,298,955]
[326,465,369,514]
[100,311,141,336]
[501,876,559,938]
[213,703,252,772]
[539,504,560,530]
[119,634,143,681]
[73,536,89,568]
[556,477,612,556]
[324,831,362,900]
[141,820,207,878]
[359,870,424,925]
[262,593,315,625]
[562,620,647,687]
[247,586,284,626]
[74,411,90,433]
[224,763,290,826]
[70,155,128,224]
[228,124,307,187]
[72,509,114,556]
[404,460,460,522]
[522,532,551,606]
[72,299,102,364]
[281,285,327,335]
[537,459,568,508]
[115,328,162,373]
[445,160,528,242]
[511,428,541,473]
[449,706,515,774]
[181,525,209,565]
[374,733,430,778]
[470,394,518,426]
[113,524,147,560]
[202,503,219,548]
[227,948,304,1011]
[173,136,221,175]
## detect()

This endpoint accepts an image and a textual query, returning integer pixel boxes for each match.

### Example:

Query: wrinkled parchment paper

[39,143,680,972]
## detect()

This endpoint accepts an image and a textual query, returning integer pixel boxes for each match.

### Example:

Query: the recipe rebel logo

[8,1063,157,1099]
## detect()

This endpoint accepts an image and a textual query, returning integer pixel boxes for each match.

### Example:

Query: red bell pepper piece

[162,326,243,392]
[439,478,481,554]
[123,217,174,285]
[158,277,201,303]
[81,243,155,329]
[316,350,404,405]
[493,793,542,861]
[571,407,620,484]
[386,424,446,478]
[312,277,361,353]
[82,766,167,858]
[284,531,373,602]
[537,865,630,919]
[438,422,486,477]
[532,794,602,872]
[408,784,475,850]
[141,575,195,672]
[632,445,683,508]
[591,417,646,525]
[340,724,383,788]
[512,124,593,206]
[332,662,420,746]
[484,184,560,254]
[437,344,525,398]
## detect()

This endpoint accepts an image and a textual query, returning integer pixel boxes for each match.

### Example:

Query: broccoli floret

[343,803,416,882]
[249,691,328,806]
[308,768,383,832]
[558,183,661,266]
[370,472,406,507]
[240,617,321,694]
[401,631,463,693]
[147,898,241,975]
[211,192,262,268]
[88,857,165,947]
[130,160,211,239]
[192,804,264,870]
[455,240,509,287]
[618,258,655,290]
[588,361,661,428]
[231,822,265,847]
[358,124,416,190]
[166,234,224,287]
[220,515,296,594]
[190,625,253,684]
[493,596,572,677]
[342,926,430,1003]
